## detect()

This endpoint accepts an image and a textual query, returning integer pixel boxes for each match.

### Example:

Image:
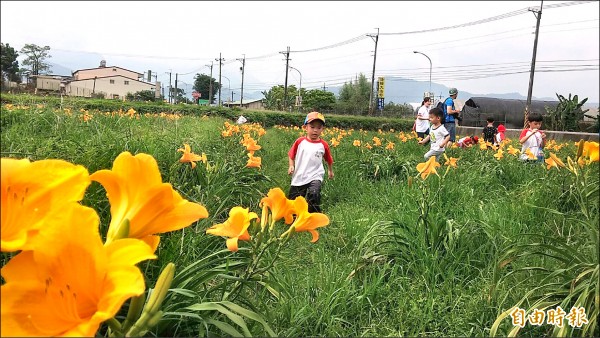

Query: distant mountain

[48,62,74,76]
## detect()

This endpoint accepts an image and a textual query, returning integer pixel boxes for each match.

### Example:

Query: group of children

[285,107,547,214]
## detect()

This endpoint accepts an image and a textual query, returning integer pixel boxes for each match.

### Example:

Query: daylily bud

[146,310,164,329]
[576,139,585,160]
[260,204,269,232]
[122,293,146,333]
[144,262,175,315]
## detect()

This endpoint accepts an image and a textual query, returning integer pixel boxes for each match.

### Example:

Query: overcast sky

[1,1,598,103]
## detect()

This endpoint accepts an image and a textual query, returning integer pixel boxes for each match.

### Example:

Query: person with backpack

[441,88,461,144]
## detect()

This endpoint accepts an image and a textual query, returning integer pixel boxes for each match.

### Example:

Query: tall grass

[1,99,598,337]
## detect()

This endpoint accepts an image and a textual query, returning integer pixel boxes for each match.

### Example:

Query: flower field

[1,97,598,337]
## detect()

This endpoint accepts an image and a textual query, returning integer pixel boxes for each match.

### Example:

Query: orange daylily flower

[545,152,565,170]
[0,203,156,337]
[177,143,205,169]
[260,188,296,226]
[288,197,329,243]
[1,158,90,252]
[246,153,262,168]
[243,138,262,152]
[416,157,441,180]
[206,206,257,252]
[90,152,208,251]
[443,154,458,168]
[385,142,395,150]
[583,141,599,163]
[353,140,361,147]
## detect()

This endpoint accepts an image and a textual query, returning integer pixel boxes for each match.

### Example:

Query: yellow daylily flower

[0,203,156,337]
[507,145,520,156]
[525,148,536,160]
[416,157,440,180]
[177,143,205,169]
[493,149,504,160]
[288,197,329,243]
[352,140,361,147]
[1,158,90,252]
[206,206,257,252]
[90,152,208,250]
[259,188,296,226]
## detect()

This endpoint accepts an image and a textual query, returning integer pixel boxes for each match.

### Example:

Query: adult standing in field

[444,88,461,143]
[288,112,334,213]
[415,97,432,141]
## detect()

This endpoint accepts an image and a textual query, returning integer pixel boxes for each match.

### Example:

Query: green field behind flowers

[1,94,598,337]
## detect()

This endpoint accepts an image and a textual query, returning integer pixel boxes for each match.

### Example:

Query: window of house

[124,81,129,85]
[109,79,115,84]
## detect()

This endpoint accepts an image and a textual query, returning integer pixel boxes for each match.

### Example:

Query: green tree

[303,89,336,112]
[545,93,590,132]
[335,73,371,115]
[20,44,51,76]
[382,101,415,118]
[1,42,20,85]
[193,73,219,104]
[261,85,297,111]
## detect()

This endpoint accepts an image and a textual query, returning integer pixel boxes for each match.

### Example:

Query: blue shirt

[444,97,455,123]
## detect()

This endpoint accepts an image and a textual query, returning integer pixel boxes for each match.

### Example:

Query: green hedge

[1,93,414,131]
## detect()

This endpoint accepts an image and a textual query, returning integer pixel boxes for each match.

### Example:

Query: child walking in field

[288,112,334,213]
[482,117,497,147]
[418,108,450,161]
[519,113,546,162]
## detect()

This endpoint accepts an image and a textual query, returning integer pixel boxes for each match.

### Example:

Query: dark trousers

[288,180,323,213]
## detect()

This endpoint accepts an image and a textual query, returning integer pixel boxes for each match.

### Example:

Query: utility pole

[367,28,379,115]
[215,53,224,107]
[174,73,178,104]
[206,62,213,105]
[280,46,290,111]
[168,71,172,104]
[524,0,543,128]
[237,54,246,107]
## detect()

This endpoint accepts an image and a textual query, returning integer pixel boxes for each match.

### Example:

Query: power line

[379,1,596,36]
[290,34,369,53]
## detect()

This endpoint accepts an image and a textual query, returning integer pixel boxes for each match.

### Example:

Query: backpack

[435,98,463,124]
[435,99,447,124]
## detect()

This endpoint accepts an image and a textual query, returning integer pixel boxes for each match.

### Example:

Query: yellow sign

[377,77,385,98]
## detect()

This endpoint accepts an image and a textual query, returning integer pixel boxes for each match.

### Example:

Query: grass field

[1,96,598,337]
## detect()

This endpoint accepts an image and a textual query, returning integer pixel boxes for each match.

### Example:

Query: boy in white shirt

[418,107,450,161]
[288,112,334,213]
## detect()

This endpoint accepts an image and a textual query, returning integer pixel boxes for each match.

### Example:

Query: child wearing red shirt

[288,112,334,213]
